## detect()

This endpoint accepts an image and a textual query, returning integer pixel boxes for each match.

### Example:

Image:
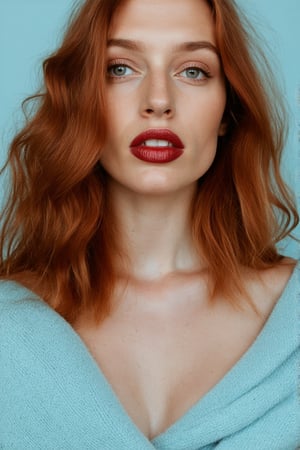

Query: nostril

[143,107,172,116]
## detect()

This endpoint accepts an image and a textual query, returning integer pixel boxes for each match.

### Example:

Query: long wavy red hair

[0,0,298,323]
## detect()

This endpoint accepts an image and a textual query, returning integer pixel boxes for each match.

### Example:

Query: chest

[74,296,265,440]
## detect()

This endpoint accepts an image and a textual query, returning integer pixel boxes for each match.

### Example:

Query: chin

[130,183,177,196]
[127,178,197,197]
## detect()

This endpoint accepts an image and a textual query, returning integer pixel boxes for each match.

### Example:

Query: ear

[218,121,228,136]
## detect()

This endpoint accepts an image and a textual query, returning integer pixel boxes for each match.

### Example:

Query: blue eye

[180,67,207,80]
[108,64,134,77]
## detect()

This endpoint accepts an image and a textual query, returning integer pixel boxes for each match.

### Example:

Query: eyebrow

[107,38,219,56]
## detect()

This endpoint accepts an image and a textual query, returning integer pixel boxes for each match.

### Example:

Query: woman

[0,0,299,448]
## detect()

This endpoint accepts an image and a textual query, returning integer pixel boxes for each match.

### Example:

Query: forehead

[109,0,216,45]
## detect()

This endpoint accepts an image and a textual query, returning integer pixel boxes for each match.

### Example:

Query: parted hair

[0,0,298,323]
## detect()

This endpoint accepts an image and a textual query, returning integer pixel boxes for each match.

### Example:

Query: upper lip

[130,129,184,148]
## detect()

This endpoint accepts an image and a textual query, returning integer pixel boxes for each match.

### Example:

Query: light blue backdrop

[0,0,299,257]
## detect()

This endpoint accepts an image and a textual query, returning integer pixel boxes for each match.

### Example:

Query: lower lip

[130,146,183,163]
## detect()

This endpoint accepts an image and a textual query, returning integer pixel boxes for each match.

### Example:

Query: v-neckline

[58,260,299,444]
[0,260,298,449]
[153,259,299,443]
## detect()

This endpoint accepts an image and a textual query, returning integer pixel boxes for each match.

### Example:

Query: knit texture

[0,262,299,449]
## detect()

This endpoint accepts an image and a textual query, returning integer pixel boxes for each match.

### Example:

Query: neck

[107,181,204,281]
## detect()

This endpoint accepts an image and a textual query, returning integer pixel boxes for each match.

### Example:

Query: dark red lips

[130,129,184,163]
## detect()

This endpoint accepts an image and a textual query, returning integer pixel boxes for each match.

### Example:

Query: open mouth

[130,129,184,163]
[142,139,174,147]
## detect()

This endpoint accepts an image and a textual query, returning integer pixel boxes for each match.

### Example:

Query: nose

[139,72,175,119]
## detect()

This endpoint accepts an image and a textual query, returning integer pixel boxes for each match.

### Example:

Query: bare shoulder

[258,256,297,292]
[244,256,298,317]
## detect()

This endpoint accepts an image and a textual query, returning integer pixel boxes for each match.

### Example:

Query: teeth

[143,139,173,147]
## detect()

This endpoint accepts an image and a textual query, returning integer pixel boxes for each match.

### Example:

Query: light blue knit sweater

[0,262,299,449]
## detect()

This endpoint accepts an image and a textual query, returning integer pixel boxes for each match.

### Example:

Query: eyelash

[107,66,133,78]
[107,60,212,83]
[176,64,212,82]
[107,60,137,79]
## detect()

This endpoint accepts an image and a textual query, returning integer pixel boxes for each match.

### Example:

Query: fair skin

[100,0,226,279]
[74,0,296,440]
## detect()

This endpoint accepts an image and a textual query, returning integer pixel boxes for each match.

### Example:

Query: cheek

[187,83,226,129]
[105,95,136,147]
[208,86,227,123]
[202,94,227,139]
[190,91,226,167]
[106,82,139,117]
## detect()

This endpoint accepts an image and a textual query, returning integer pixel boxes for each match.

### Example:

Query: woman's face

[100,0,226,196]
